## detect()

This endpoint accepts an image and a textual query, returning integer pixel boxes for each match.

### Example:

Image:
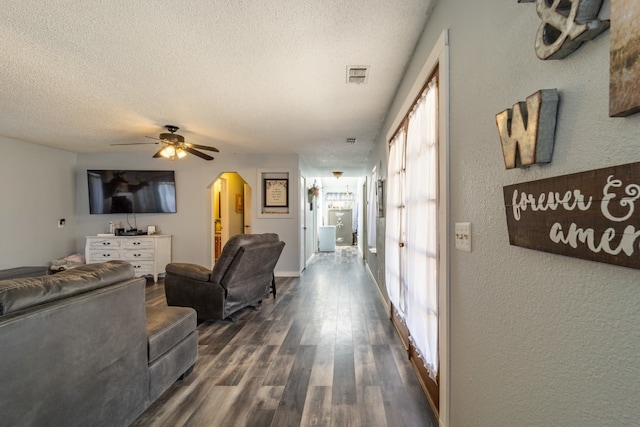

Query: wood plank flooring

[132,247,438,427]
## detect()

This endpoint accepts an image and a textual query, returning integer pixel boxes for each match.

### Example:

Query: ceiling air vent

[346,137,357,144]
[347,66,369,84]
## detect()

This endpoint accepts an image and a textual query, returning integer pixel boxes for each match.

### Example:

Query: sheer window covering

[385,129,405,314]
[404,80,438,380]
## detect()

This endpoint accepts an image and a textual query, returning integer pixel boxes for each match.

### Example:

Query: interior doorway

[320,177,359,250]
[211,172,252,265]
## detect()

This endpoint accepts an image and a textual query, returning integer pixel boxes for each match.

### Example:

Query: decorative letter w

[496,89,559,170]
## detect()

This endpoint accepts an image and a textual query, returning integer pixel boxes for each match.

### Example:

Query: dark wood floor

[133,247,438,427]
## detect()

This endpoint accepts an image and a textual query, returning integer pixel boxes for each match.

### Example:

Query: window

[385,73,439,380]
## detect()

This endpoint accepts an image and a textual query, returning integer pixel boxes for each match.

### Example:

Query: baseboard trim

[366,262,389,314]
[275,271,300,278]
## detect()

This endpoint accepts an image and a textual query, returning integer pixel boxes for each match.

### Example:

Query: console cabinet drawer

[122,239,154,249]
[88,239,121,249]
[87,249,120,261]
[130,261,154,275]
[85,235,171,282]
[122,249,155,260]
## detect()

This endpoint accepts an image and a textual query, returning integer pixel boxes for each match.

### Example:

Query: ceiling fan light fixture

[115,124,218,161]
[160,145,176,159]
[159,144,187,160]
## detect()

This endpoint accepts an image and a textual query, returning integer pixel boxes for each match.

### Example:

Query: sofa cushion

[0,261,134,316]
[148,331,198,402]
[146,305,197,364]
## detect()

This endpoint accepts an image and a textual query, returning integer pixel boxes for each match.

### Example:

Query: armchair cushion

[165,263,211,282]
[210,233,280,284]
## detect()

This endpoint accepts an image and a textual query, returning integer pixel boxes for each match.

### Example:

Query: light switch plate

[455,222,471,252]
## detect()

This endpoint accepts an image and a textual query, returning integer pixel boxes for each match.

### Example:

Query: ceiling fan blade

[183,146,214,161]
[186,142,220,152]
[145,135,161,141]
[111,142,159,146]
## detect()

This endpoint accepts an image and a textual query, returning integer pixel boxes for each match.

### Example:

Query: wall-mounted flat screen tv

[87,170,177,214]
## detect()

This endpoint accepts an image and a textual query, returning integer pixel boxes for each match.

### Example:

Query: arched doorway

[211,172,252,265]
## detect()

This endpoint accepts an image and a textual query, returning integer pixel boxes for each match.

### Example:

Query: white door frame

[299,175,306,272]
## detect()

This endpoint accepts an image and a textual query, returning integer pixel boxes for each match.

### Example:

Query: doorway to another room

[211,172,252,265]
[314,176,362,254]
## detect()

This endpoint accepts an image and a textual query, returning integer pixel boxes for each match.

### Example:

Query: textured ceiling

[1,1,432,175]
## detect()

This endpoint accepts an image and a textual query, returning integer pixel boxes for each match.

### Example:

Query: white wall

[371,0,640,425]
[75,152,301,276]
[0,137,78,269]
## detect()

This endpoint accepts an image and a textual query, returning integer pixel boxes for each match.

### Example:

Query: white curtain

[385,129,405,315]
[404,80,439,380]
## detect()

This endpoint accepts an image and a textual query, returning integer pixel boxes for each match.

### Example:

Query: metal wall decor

[496,89,559,169]
[503,162,640,270]
[610,0,640,117]
[376,179,385,217]
[519,0,609,60]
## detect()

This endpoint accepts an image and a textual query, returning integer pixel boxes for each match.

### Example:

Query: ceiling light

[333,171,343,179]
[160,145,187,160]
[160,145,176,159]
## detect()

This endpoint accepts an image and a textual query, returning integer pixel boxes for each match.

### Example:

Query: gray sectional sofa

[0,260,198,427]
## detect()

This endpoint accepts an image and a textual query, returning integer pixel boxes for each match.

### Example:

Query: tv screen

[87,170,177,214]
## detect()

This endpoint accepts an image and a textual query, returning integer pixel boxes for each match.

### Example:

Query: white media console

[85,235,172,282]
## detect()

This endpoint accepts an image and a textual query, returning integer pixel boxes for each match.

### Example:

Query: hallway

[134,247,438,426]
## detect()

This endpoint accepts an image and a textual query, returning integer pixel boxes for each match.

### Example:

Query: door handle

[399,242,405,248]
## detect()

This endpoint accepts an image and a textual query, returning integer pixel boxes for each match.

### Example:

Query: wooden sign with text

[503,162,640,270]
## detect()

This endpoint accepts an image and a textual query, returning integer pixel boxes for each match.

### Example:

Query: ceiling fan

[111,125,219,161]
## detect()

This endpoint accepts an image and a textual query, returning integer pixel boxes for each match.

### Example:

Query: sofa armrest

[166,263,211,282]
[0,261,135,316]
[0,266,49,280]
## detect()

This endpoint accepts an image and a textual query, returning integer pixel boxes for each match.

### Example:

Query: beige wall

[75,152,302,275]
[0,143,301,276]
[0,137,78,269]
[370,0,640,425]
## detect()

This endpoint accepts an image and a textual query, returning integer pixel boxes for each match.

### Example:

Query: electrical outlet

[58,218,65,228]
[455,222,471,252]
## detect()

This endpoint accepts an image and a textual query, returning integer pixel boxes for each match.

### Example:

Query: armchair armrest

[166,263,211,282]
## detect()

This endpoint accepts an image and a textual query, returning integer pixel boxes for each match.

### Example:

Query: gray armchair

[164,233,285,321]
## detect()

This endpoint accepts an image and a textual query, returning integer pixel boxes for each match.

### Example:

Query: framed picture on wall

[264,178,289,208]
[258,169,293,218]
[610,0,640,117]
[235,193,243,213]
